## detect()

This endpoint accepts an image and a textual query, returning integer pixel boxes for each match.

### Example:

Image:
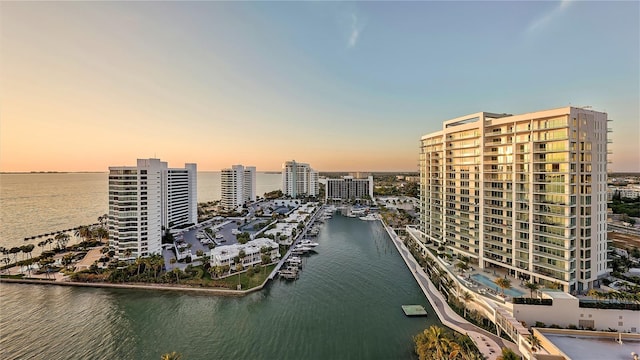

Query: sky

[1,1,638,172]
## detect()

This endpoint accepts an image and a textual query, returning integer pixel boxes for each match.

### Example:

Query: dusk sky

[1,1,638,172]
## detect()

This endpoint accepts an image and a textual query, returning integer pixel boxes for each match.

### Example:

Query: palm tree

[169,257,177,270]
[172,268,181,284]
[238,249,246,267]
[55,233,70,250]
[494,277,512,296]
[37,240,47,254]
[160,351,182,360]
[136,257,145,277]
[460,291,474,318]
[587,288,604,303]
[8,247,20,265]
[527,334,541,353]
[524,281,540,299]
[414,325,456,360]
[497,347,519,360]
[455,261,470,274]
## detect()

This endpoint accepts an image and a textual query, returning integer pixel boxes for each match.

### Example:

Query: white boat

[300,239,319,247]
[294,245,313,252]
[359,214,377,221]
[287,256,302,265]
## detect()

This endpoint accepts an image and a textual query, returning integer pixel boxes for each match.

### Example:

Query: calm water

[0,172,281,249]
[0,215,438,359]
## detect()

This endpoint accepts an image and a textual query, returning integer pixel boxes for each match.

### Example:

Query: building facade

[282,160,318,198]
[419,107,609,293]
[221,165,256,210]
[209,238,280,269]
[108,158,197,260]
[325,176,374,202]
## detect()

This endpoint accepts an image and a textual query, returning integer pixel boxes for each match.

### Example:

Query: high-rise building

[419,107,609,293]
[221,165,256,210]
[108,158,197,260]
[282,160,318,198]
[326,176,374,202]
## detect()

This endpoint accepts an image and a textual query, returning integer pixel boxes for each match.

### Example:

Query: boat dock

[401,305,428,317]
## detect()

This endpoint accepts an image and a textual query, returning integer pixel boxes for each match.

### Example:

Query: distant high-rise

[221,165,256,210]
[108,158,197,260]
[326,176,374,202]
[282,160,318,198]
[419,107,609,293]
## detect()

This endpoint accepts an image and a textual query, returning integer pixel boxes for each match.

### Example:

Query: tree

[455,261,470,274]
[170,257,177,269]
[8,247,20,265]
[160,351,182,360]
[414,325,458,360]
[238,249,246,267]
[494,277,512,296]
[76,226,93,241]
[527,334,541,353]
[497,347,519,360]
[135,257,145,277]
[55,233,70,250]
[172,268,181,284]
[460,291,474,318]
[62,253,75,270]
[524,281,539,299]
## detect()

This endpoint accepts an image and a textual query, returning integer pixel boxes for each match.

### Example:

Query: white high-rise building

[282,160,318,198]
[221,165,256,210]
[108,158,197,260]
[419,107,609,293]
[325,176,374,202]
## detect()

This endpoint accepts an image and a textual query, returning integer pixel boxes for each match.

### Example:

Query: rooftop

[536,328,640,360]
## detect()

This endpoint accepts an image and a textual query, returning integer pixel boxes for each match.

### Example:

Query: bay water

[0,173,439,359]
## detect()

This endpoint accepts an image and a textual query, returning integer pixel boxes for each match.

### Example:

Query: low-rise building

[210,238,279,269]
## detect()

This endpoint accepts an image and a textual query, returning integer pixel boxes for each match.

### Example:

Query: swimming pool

[470,273,525,297]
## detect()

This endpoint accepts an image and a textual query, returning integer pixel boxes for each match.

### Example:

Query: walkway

[382,222,521,360]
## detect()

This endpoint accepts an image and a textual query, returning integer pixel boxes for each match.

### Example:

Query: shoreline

[0,277,270,297]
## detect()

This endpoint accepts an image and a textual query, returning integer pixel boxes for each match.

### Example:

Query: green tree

[527,334,541,353]
[460,291,473,318]
[494,277,512,296]
[414,325,459,360]
[160,351,182,360]
[496,347,519,360]
[524,281,539,299]
[9,247,20,265]
[55,233,70,250]
[455,261,470,274]
[169,257,177,269]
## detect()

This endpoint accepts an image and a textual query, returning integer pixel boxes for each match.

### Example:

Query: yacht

[359,214,377,221]
[300,239,319,247]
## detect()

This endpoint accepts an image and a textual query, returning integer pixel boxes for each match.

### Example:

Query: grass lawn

[199,264,277,290]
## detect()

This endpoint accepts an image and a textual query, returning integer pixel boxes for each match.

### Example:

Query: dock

[401,305,428,317]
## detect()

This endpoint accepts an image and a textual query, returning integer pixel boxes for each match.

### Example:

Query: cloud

[348,13,364,48]
[527,0,573,33]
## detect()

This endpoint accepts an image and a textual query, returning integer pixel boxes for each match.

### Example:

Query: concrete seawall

[0,277,268,297]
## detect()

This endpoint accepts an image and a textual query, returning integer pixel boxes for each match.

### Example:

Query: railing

[512,298,552,306]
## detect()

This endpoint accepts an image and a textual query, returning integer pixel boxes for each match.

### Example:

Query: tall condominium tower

[282,160,318,198]
[108,158,197,260]
[325,176,374,202]
[419,107,609,293]
[221,165,256,210]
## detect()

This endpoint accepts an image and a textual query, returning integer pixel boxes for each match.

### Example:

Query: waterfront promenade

[381,221,521,360]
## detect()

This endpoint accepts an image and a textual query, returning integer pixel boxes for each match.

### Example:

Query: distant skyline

[1,1,638,172]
